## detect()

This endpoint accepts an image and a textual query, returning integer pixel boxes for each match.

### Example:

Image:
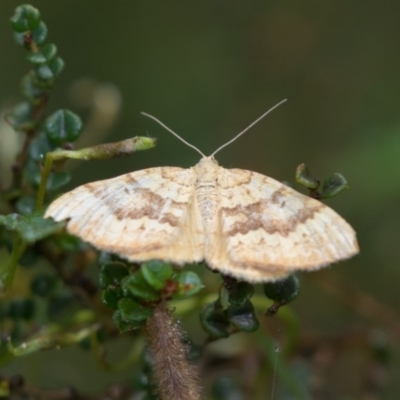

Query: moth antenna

[210,99,287,157]
[141,112,206,158]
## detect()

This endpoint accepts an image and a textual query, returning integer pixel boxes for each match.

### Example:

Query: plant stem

[0,233,27,295]
[146,303,201,400]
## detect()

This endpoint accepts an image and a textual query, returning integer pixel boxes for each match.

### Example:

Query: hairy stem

[146,303,201,400]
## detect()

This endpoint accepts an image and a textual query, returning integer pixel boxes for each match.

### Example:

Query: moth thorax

[193,157,219,225]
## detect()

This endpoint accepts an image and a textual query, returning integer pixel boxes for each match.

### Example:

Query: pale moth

[45,101,359,282]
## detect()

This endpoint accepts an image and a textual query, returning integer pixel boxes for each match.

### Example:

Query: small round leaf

[112,310,140,333]
[15,196,35,215]
[296,163,320,190]
[200,303,230,338]
[13,22,48,47]
[10,5,41,32]
[141,260,174,290]
[263,275,300,304]
[53,234,86,253]
[48,57,65,78]
[7,102,34,130]
[34,64,55,82]
[228,300,259,332]
[172,271,204,299]
[121,272,159,301]
[320,173,349,199]
[45,109,83,143]
[32,57,64,84]
[27,43,57,64]
[219,285,230,310]
[117,298,153,322]
[102,287,124,310]
[99,262,129,289]
[45,172,71,191]
[228,281,254,306]
[21,73,49,103]
[29,133,53,161]
[31,21,48,45]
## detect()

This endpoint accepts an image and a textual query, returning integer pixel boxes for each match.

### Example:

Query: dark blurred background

[1,1,400,399]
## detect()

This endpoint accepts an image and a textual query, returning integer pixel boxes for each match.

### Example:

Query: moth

[45,101,359,282]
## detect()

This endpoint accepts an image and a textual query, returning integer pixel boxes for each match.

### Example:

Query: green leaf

[117,298,153,322]
[7,102,35,131]
[29,132,53,161]
[172,271,204,299]
[102,287,124,310]
[52,234,86,252]
[295,163,320,190]
[200,303,230,338]
[320,173,349,199]
[27,43,57,64]
[112,310,141,333]
[48,57,65,78]
[0,214,21,231]
[10,5,41,32]
[34,64,54,82]
[14,21,48,47]
[141,260,174,290]
[218,285,230,310]
[0,213,65,244]
[21,73,49,103]
[27,158,71,191]
[228,300,259,332]
[31,21,48,45]
[99,262,129,289]
[263,275,300,304]
[32,58,65,83]
[45,171,71,191]
[121,272,159,301]
[227,281,254,307]
[15,196,35,215]
[45,109,83,143]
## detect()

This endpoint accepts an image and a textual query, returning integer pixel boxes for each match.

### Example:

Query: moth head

[197,156,219,166]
